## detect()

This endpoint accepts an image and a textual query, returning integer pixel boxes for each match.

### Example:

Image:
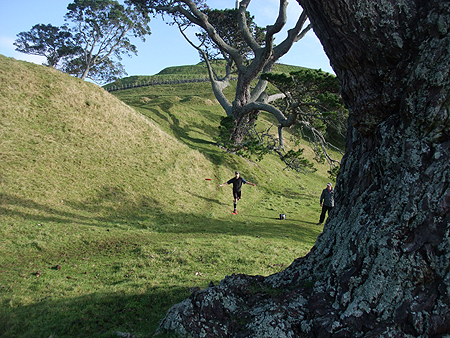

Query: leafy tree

[14,24,80,68]
[153,0,450,337]
[14,1,151,84]
[261,69,347,176]
[64,0,151,82]
[63,55,127,84]
[130,0,314,171]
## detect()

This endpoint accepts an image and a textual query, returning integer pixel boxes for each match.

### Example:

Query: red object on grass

[205,178,211,180]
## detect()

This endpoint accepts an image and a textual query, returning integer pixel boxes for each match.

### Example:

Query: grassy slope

[0,55,331,338]
[104,61,305,90]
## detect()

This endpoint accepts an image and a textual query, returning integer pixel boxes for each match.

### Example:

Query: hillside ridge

[104,61,307,91]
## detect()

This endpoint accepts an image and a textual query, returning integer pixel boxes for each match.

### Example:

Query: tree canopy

[261,68,347,175]
[14,0,151,84]
[14,24,79,68]
[64,0,151,82]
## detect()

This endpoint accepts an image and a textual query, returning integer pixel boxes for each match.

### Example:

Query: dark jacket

[227,177,247,192]
[320,188,334,207]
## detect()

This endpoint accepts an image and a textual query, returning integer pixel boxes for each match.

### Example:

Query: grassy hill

[0,55,333,338]
[103,60,306,91]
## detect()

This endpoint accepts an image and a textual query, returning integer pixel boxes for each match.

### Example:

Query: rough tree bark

[156,1,450,337]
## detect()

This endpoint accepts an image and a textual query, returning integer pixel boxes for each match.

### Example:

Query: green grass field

[0,54,335,337]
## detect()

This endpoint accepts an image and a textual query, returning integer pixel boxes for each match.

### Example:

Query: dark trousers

[319,205,333,223]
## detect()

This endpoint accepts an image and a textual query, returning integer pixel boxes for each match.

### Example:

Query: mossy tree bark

[157,1,450,336]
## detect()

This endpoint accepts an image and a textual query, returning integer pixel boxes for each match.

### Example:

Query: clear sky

[0,0,333,78]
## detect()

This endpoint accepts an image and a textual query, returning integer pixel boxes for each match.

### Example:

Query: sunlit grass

[0,55,337,337]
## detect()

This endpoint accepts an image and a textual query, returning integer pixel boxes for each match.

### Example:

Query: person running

[318,182,335,225]
[218,171,255,214]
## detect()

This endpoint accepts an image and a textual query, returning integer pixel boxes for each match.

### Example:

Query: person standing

[218,171,255,214]
[318,182,334,225]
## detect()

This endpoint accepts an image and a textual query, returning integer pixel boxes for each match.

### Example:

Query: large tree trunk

[157,1,450,336]
[229,109,260,146]
[229,77,259,145]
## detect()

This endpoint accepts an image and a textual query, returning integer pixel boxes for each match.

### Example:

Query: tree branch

[155,0,244,65]
[242,101,291,126]
[266,0,289,38]
[272,10,311,62]
[236,0,261,53]
[177,22,233,115]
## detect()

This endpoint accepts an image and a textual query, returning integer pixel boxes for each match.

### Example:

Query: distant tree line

[14,0,150,84]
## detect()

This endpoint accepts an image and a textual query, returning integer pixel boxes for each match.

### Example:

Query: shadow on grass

[138,105,226,167]
[1,192,321,243]
[187,191,224,206]
[0,193,98,226]
[0,286,186,338]
[0,194,321,338]
[141,106,216,146]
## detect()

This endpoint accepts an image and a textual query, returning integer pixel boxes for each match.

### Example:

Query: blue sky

[0,0,333,78]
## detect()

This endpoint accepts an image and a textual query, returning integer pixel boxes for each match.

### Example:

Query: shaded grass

[0,54,333,337]
[1,213,320,337]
